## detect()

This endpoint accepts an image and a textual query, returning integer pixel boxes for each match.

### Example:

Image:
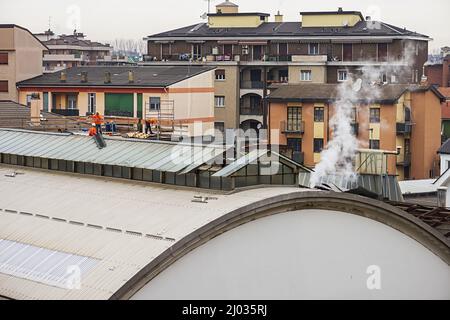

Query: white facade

[132,210,450,300]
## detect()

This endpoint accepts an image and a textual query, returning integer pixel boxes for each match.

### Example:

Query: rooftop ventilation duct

[81,71,88,83]
[128,71,134,83]
[60,71,67,83]
[104,71,111,84]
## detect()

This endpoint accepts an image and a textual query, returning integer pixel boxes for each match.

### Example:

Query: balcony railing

[281,121,305,134]
[397,153,412,167]
[240,105,264,116]
[241,81,264,89]
[51,109,80,117]
[397,122,413,134]
[266,55,292,62]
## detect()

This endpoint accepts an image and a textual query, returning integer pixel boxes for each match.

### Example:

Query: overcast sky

[1,0,448,52]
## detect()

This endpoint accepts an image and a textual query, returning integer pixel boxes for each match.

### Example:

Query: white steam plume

[310,41,418,187]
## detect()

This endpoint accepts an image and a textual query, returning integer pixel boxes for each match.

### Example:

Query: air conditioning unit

[212,47,219,55]
[242,45,249,55]
[234,55,240,62]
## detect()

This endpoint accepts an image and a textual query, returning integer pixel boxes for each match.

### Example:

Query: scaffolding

[144,100,189,140]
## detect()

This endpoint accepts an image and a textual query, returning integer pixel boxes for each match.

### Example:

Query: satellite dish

[352,78,363,92]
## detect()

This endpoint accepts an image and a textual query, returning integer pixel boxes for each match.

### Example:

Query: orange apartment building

[267,83,445,180]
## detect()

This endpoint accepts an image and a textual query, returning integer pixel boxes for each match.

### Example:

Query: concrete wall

[131,209,450,300]
[0,26,45,102]
[301,14,362,27]
[289,66,327,84]
[208,15,266,28]
[213,66,239,129]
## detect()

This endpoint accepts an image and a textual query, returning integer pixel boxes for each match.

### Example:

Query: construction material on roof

[0,129,308,190]
[299,172,404,202]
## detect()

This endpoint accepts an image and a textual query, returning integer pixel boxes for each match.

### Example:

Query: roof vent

[104,71,111,84]
[60,71,67,83]
[128,71,134,83]
[81,71,88,83]
[338,7,343,12]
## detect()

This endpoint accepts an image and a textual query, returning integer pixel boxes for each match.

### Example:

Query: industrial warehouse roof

[0,129,307,177]
[0,165,448,300]
[266,83,445,104]
[145,20,429,40]
[0,129,227,173]
[17,66,216,88]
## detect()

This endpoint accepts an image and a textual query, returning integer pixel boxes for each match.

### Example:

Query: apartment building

[0,24,47,102]
[425,47,450,87]
[142,1,430,132]
[16,66,215,136]
[267,83,445,181]
[35,30,112,73]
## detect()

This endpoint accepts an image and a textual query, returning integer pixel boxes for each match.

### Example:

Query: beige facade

[213,65,240,130]
[0,25,46,102]
[289,66,327,84]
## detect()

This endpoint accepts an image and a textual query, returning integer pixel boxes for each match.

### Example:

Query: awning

[218,40,239,45]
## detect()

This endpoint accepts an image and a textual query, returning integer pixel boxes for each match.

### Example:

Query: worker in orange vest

[88,124,97,137]
[145,118,157,134]
[91,112,104,134]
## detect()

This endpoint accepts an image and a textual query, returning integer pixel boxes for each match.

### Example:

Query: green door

[43,92,49,112]
[105,93,134,117]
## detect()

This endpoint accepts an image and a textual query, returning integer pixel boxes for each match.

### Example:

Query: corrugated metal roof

[0,165,303,299]
[0,129,226,173]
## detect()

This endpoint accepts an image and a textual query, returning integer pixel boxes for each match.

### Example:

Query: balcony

[266,55,292,62]
[51,109,80,117]
[281,121,305,134]
[241,81,264,89]
[397,153,412,167]
[43,54,87,62]
[397,122,412,135]
[291,55,328,63]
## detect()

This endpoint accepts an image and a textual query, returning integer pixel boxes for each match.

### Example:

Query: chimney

[420,66,428,86]
[128,70,134,83]
[30,93,41,126]
[437,187,448,208]
[366,16,371,21]
[104,71,111,84]
[338,7,343,12]
[81,71,88,83]
[275,11,283,23]
[60,71,67,83]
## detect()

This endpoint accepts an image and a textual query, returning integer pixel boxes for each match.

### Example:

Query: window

[343,43,353,61]
[309,43,319,55]
[67,95,77,110]
[378,43,388,62]
[287,107,302,131]
[381,73,388,83]
[214,122,225,134]
[415,42,419,56]
[215,69,226,81]
[314,139,324,153]
[215,96,225,108]
[88,93,96,114]
[369,140,380,150]
[301,70,312,81]
[26,94,32,107]
[287,138,302,152]
[192,44,202,60]
[150,97,161,111]
[338,70,348,82]
[351,108,357,122]
[405,139,411,155]
[314,107,324,122]
[0,53,8,65]
[370,108,380,123]
[0,80,7,93]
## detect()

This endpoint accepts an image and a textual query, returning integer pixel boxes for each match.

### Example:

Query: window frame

[287,107,302,131]
[215,95,225,108]
[314,138,324,153]
[337,69,348,82]
[215,69,226,81]
[0,52,8,65]
[300,70,312,82]
[88,93,96,114]
[0,80,8,93]
[369,139,380,150]
[149,97,161,111]
[314,107,325,122]
[369,108,381,123]
[308,43,319,55]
